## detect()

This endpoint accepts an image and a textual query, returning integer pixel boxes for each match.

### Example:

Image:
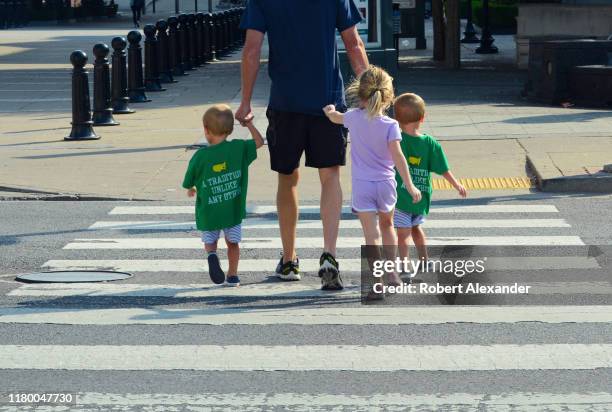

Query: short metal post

[66,51,99,141]
[92,43,119,126]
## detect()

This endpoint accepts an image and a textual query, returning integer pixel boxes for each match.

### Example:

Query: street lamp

[475,0,498,54]
[461,0,479,44]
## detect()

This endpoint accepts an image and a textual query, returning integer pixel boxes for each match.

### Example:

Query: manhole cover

[16,271,133,283]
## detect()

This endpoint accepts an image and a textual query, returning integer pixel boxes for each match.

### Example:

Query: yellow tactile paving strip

[432,177,534,190]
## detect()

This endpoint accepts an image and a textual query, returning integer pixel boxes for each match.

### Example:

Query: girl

[323,65,421,296]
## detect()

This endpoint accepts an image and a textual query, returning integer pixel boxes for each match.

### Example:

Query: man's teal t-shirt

[395,133,449,216]
[182,139,257,231]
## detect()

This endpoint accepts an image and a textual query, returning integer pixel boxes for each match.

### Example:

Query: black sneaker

[207,253,225,285]
[276,255,301,281]
[319,252,343,290]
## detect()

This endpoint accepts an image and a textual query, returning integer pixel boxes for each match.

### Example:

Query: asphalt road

[0,192,611,411]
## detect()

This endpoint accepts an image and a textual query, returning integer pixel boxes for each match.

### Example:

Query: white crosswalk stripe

[41,256,600,273]
[4,202,611,409]
[2,343,611,371]
[2,306,612,325]
[63,235,585,249]
[108,204,561,215]
[88,218,571,231]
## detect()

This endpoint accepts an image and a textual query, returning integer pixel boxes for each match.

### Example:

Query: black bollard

[144,24,166,92]
[168,16,186,76]
[188,14,200,67]
[195,13,206,64]
[178,14,194,71]
[127,30,151,103]
[476,0,498,54]
[231,9,239,48]
[221,10,229,55]
[111,36,134,114]
[0,0,7,30]
[156,19,176,83]
[92,43,119,127]
[240,7,246,44]
[213,12,223,59]
[204,13,214,62]
[66,51,99,141]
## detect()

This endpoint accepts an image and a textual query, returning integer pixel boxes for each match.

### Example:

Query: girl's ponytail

[347,65,395,119]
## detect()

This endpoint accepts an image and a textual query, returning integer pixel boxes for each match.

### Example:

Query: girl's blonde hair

[346,65,395,119]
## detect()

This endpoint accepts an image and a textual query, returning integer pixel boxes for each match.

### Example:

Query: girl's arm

[245,120,265,149]
[389,140,422,204]
[323,105,345,125]
[442,171,467,198]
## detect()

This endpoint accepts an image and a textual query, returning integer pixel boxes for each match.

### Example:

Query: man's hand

[187,188,196,198]
[235,102,254,126]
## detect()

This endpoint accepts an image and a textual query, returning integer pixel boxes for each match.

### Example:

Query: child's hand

[187,188,196,198]
[323,104,336,116]
[456,184,467,198]
[240,116,254,127]
[408,185,422,204]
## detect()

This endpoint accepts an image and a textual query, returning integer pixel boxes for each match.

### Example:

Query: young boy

[393,93,467,276]
[182,104,264,286]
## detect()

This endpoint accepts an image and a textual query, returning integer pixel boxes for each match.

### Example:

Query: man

[236,0,369,290]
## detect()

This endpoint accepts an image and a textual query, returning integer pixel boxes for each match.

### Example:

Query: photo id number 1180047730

[3,392,77,405]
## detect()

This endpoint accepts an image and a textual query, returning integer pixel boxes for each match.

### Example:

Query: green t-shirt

[182,139,257,231]
[395,133,449,216]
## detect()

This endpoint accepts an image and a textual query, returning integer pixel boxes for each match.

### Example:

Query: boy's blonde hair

[203,104,234,136]
[346,65,394,119]
[394,93,426,124]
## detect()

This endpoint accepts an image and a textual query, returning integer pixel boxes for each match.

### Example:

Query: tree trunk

[444,0,460,68]
[432,0,445,61]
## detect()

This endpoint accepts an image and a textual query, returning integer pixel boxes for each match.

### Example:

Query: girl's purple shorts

[351,178,397,214]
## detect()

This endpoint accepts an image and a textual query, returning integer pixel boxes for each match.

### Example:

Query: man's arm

[236,29,265,125]
[340,25,369,78]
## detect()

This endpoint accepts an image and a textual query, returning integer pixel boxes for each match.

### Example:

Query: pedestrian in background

[130,0,144,28]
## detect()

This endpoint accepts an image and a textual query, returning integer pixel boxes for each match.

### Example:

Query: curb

[527,155,612,193]
[0,186,154,202]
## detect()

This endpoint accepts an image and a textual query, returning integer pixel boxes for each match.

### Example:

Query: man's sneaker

[207,253,225,285]
[276,256,301,281]
[319,252,343,290]
[225,275,240,287]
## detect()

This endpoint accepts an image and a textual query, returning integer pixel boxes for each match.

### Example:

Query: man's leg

[318,166,342,257]
[277,169,299,263]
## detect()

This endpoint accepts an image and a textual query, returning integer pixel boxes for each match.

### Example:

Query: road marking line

[2,306,612,325]
[62,392,612,407]
[41,256,599,273]
[8,281,612,298]
[88,218,572,231]
[1,344,611,370]
[63,236,585,249]
[108,204,560,215]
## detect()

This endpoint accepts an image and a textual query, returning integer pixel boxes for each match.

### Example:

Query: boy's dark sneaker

[319,252,343,290]
[225,275,240,287]
[276,255,301,281]
[207,253,226,285]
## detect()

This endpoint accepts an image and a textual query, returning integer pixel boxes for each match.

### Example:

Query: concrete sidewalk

[0,26,611,201]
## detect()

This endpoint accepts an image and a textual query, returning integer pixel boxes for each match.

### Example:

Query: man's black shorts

[266,108,347,175]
